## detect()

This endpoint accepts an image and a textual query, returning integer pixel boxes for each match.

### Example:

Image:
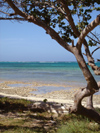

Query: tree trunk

[69,47,100,123]
[86,95,93,109]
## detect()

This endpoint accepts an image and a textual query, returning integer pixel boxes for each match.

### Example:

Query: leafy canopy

[20,0,100,45]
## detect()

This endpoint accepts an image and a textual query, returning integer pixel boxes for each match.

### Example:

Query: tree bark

[70,104,100,124]
[69,47,100,123]
[86,95,93,109]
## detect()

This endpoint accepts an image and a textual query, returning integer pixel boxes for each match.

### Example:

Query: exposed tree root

[69,84,100,124]
[69,104,100,124]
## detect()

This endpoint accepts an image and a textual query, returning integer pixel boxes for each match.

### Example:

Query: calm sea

[0,62,100,87]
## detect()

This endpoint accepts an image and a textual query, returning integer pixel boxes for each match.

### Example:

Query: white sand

[0,92,100,108]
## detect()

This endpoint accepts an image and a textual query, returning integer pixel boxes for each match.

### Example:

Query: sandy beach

[0,80,100,108]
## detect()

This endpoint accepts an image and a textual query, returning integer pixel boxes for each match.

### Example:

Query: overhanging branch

[76,14,100,50]
[6,0,27,18]
[0,17,26,21]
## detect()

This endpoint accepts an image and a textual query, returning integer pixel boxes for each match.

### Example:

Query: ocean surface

[0,62,100,87]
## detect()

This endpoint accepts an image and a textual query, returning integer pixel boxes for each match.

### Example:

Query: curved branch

[76,14,100,50]
[91,46,100,55]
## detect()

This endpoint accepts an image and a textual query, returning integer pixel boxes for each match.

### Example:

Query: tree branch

[0,17,26,21]
[0,10,11,16]
[91,46,100,55]
[57,0,99,69]
[26,1,69,21]
[90,31,100,42]
[57,0,80,37]
[76,14,100,50]
[57,0,99,71]
[6,0,27,18]
[82,40,100,75]
[87,34,100,44]
[83,40,94,62]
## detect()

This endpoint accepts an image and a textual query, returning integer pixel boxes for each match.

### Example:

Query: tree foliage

[21,0,100,44]
[0,0,100,46]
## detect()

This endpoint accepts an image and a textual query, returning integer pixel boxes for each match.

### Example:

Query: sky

[0,20,76,62]
[0,13,100,62]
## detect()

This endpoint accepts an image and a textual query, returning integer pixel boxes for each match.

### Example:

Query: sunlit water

[0,62,100,93]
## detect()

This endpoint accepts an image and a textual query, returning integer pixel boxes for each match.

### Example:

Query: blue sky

[0,20,76,62]
[0,16,99,62]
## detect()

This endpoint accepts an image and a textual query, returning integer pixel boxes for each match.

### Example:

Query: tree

[0,0,100,123]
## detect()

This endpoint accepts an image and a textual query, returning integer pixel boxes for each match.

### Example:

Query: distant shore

[0,80,100,108]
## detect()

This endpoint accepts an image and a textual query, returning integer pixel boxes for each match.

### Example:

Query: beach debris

[28,101,69,116]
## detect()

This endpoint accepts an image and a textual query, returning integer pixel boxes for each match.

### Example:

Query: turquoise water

[0,62,100,86]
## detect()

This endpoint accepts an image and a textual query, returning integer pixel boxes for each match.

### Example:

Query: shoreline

[0,80,100,108]
[0,92,100,108]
